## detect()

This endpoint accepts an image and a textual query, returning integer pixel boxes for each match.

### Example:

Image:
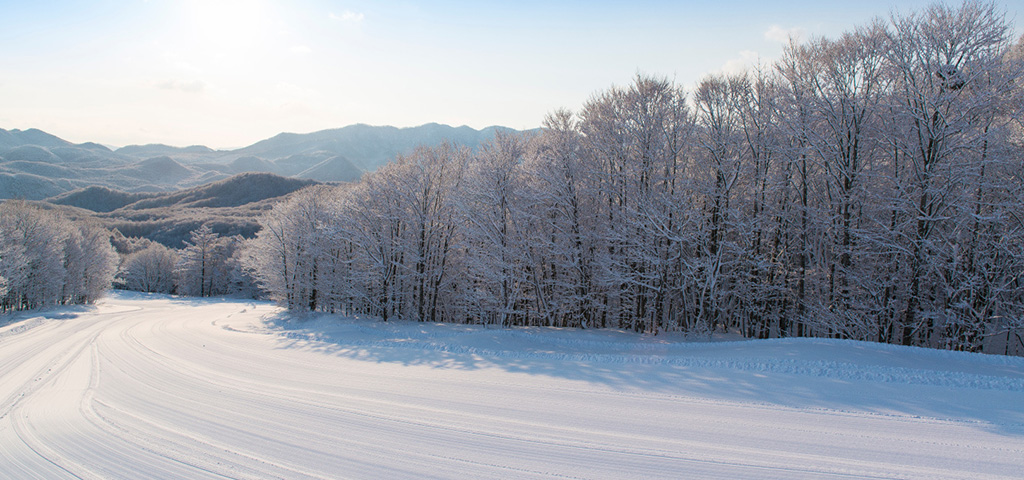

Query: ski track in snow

[1,292,1023,479]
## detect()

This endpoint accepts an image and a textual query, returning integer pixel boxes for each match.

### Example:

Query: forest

[2,2,1022,355]
[243,2,1024,354]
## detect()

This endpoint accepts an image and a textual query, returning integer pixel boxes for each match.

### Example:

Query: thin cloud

[329,10,364,22]
[764,25,805,44]
[290,45,313,54]
[720,50,759,75]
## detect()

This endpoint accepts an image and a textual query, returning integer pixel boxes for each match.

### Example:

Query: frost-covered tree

[63,225,119,304]
[243,186,335,309]
[0,235,27,302]
[0,201,117,310]
[0,202,69,310]
[776,23,891,340]
[343,144,470,321]
[882,1,1019,347]
[460,132,532,326]
[519,109,602,328]
[391,143,468,323]
[176,224,235,297]
[344,165,413,320]
[576,74,693,332]
[119,243,179,293]
[690,73,749,335]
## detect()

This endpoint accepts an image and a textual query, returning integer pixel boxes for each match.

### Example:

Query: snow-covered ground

[1,292,1023,479]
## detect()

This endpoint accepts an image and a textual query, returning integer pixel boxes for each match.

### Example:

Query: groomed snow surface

[2,292,1023,479]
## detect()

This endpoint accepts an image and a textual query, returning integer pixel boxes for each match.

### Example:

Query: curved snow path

[1,293,1023,479]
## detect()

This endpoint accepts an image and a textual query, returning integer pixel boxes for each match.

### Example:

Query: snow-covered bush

[119,243,178,294]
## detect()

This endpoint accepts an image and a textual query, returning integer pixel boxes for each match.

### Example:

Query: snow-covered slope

[1,292,1022,479]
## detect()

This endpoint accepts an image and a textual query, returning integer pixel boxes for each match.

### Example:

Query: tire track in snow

[6,326,104,479]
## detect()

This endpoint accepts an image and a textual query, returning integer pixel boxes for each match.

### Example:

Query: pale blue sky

[1,0,1021,148]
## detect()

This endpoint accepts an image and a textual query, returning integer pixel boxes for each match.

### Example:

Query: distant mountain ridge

[115,144,217,157]
[0,123,531,199]
[47,172,320,248]
[0,128,76,150]
[47,186,154,213]
[235,123,519,171]
[50,172,317,212]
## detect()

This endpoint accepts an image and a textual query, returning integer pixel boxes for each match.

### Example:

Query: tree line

[242,2,1024,354]
[0,201,118,311]
[0,201,253,312]
[115,225,252,298]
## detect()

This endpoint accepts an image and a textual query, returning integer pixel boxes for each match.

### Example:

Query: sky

[1,0,1022,149]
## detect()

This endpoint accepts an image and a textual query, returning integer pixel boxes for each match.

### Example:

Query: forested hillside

[243,2,1024,355]
[48,172,317,248]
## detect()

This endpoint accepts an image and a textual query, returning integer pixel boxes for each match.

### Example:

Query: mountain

[14,122,526,249]
[295,155,363,182]
[272,151,335,176]
[0,128,73,150]
[3,145,64,164]
[117,172,317,211]
[115,143,217,157]
[0,123,532,200]
[54,172,317,213]
[0,172,69,200]
[234,123,517,171]
[121,156,194,183]
[48,172,320,248]
[227,156,278,174]
[48,186,156,213]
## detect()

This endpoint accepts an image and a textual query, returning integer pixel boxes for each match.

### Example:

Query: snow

[1,292,1023,479]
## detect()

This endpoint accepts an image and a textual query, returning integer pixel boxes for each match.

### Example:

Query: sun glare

[184,0,272,56]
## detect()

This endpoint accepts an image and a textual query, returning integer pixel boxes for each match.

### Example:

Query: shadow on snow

[261,310,1024,438]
